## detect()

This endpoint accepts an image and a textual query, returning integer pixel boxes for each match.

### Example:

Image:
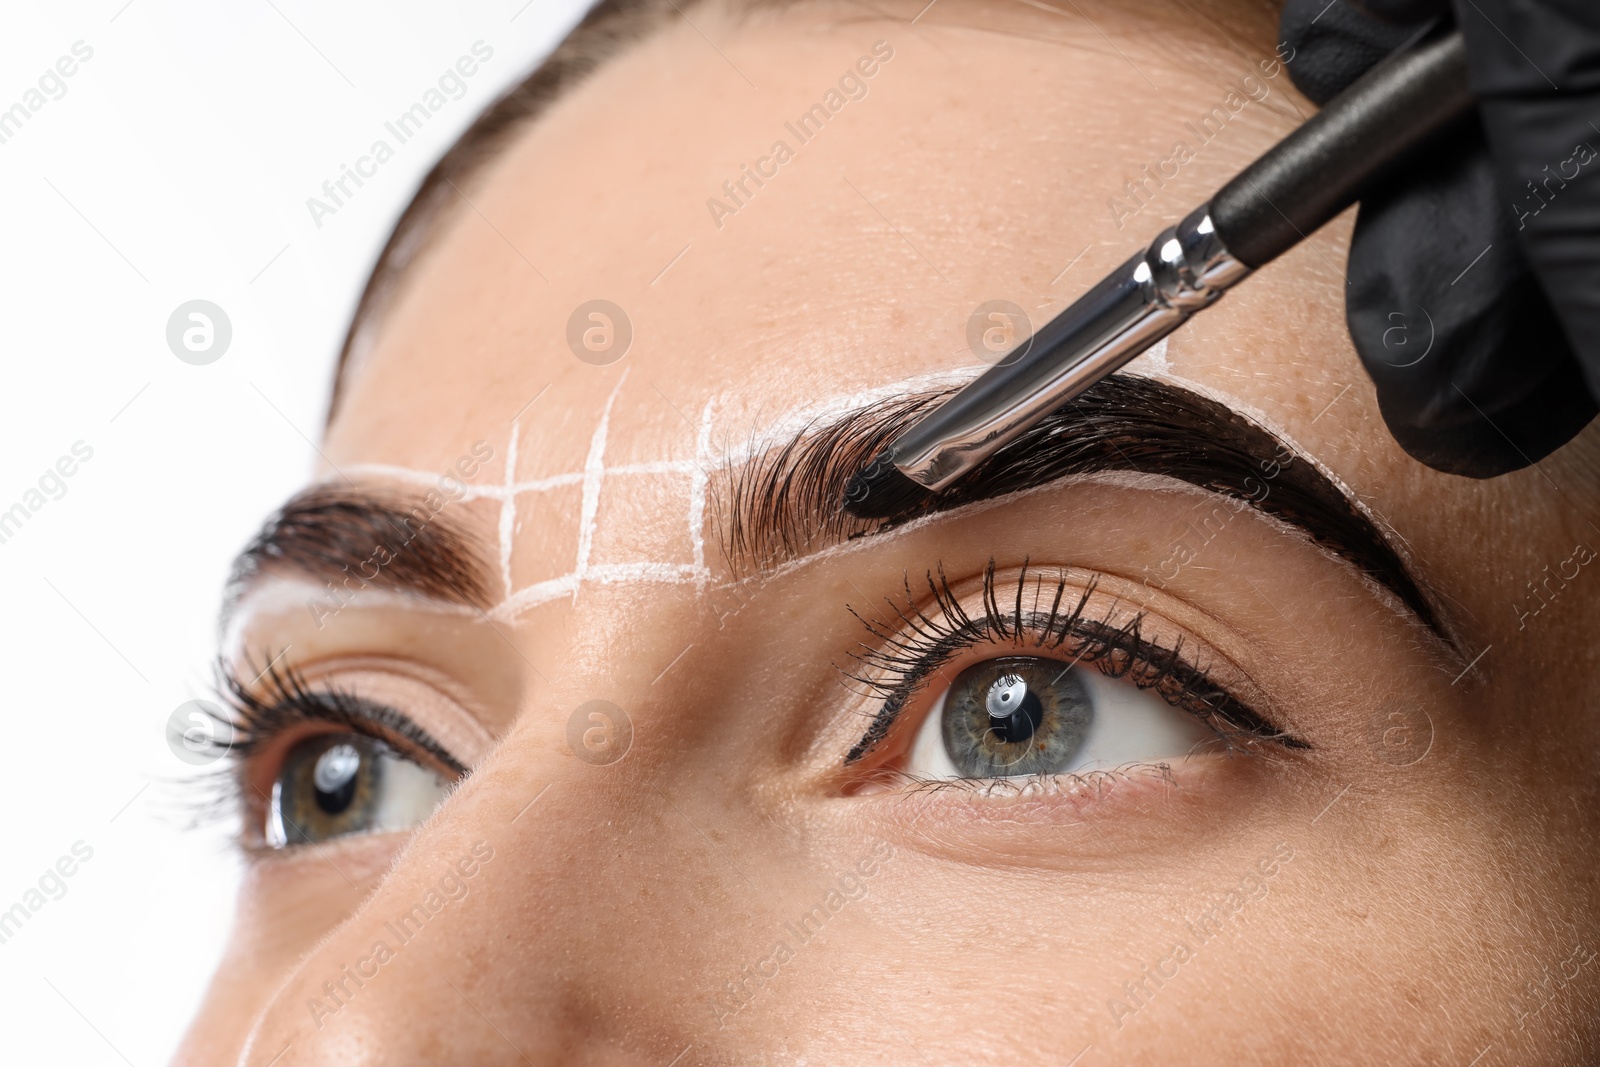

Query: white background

[0,2,590,1061]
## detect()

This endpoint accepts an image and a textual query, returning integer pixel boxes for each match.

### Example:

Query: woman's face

[182,1,1600,1062]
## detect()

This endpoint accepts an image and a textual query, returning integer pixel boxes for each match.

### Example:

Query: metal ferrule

[892,203,1250,491]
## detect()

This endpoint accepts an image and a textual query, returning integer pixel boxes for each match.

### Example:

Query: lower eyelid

[865,763,1181,798]
[847,761,1210,839]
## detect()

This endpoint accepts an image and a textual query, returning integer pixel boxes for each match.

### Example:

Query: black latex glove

[1279,0,1600,476]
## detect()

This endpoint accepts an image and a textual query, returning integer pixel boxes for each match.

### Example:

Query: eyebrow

[226,377,1445,644]
[716,374,1448,639]
[222,486,494,627]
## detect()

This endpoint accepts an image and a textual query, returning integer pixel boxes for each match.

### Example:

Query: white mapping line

[308,363,1211,628]
[717,366,984,472]
[334,459,696,501]
[489,562,700,620]
[1121,336,1170,377]
[499,421,520,600]
[337,366,994,512]
[688,397,716,585]
[573,370,630,592]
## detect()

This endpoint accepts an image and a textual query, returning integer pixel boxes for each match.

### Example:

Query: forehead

[323,3,1337,480]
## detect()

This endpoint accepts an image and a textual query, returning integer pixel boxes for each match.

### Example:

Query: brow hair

[714,373,1450,638]
[225,485,495,616]
[716,389,937,571]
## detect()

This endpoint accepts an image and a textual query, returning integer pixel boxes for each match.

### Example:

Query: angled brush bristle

[842,454,933,519]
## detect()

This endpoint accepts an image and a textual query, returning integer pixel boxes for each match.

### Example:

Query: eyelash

[193,564,1293,826]
[841,559,1306,766]
[193,658,465,831]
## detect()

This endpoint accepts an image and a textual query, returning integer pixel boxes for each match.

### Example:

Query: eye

[905,654,1217,781]
[843,562,1303,783]
[265,733,451,847]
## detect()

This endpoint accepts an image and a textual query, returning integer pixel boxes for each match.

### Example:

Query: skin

[177,1,1600,1063]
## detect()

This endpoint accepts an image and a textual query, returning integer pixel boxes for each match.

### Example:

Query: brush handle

[892,206,1248,490]
[887,25,1474,492]
[1212,23,1472,268]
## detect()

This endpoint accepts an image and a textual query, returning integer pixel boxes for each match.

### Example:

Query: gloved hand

[1279,0,1600,476]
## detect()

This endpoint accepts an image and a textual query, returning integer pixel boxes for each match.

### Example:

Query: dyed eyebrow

[221,486,494,627]
[716,374,1448,639]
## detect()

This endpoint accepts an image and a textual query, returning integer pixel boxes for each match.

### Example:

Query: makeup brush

[843,22,1473,520]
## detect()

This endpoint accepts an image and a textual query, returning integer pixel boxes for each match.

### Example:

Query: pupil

[312,742,361,815]
[985,675,1044,744]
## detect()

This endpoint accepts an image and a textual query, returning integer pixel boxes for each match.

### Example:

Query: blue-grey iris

[942,657,1093,777]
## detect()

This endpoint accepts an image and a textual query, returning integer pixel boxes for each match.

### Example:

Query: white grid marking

[326,373,998,623]
[574,371,628,589]
[337,460,699,502]
[499,420,520,599]
[326,372,716,622]
[688,397,716,584]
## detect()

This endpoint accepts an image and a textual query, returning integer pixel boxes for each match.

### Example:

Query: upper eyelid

[841,562,1304,764]
[217,658,468,777]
